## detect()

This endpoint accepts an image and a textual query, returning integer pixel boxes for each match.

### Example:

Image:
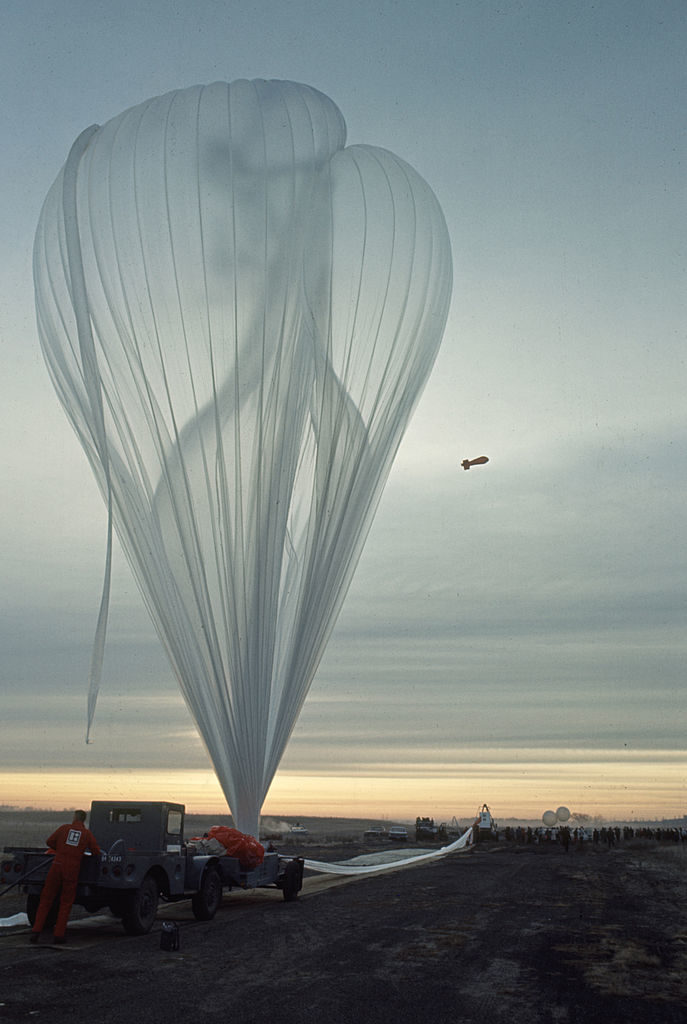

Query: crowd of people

[501,824,687,848]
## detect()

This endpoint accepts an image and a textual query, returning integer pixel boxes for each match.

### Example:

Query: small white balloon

[542,810,557,827]
[556,806,571,822]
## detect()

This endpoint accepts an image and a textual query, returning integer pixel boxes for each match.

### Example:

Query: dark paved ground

[2,841,686,1023]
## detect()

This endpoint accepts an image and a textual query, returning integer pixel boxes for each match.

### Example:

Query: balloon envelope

[542,810,557,827]
[34,80,453,836]
[556,806,571,822]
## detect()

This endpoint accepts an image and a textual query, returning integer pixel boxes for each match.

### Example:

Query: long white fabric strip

[302,828,474,875]
[61,124,112,744]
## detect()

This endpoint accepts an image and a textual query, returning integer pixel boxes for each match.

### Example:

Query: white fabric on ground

[303,828,473,875]
[0,913,30,928]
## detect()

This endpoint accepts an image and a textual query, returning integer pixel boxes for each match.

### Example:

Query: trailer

[1,801,304,935]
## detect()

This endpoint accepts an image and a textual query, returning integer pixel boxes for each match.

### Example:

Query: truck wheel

[191,866,222,921]
[121,874,159,935]
[26,893,58,928]
[282,860,302,902]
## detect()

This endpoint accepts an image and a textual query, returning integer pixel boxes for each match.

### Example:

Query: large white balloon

[542,810,558,827]
[34,81,452,837]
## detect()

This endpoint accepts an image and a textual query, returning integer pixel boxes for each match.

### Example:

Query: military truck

[415,817,448,842]
[1,801,304,935]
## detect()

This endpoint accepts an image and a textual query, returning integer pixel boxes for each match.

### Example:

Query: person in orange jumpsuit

[30,809,101,944]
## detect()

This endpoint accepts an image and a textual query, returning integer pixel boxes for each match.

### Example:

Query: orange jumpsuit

[32,819,101,938]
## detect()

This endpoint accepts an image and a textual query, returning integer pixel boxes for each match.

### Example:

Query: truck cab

[90,802,185,854]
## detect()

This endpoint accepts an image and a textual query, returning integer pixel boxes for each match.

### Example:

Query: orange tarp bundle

[206,826,264,869]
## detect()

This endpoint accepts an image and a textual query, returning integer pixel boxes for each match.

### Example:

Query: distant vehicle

[475,803,499,842]
[363,826,386,840]
[416,816,437,840]
[388,826,409,842]
[415,817,448,842]
[289,823,309,836]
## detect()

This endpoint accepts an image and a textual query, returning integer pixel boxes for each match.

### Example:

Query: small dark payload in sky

[461,456,489,470]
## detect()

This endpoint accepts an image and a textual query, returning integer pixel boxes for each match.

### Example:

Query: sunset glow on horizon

[5,748,686,824]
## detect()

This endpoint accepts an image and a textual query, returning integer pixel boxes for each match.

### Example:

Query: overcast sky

[1,0,685,823]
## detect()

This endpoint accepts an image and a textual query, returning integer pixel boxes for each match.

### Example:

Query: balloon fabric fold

[34,80,453,837]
